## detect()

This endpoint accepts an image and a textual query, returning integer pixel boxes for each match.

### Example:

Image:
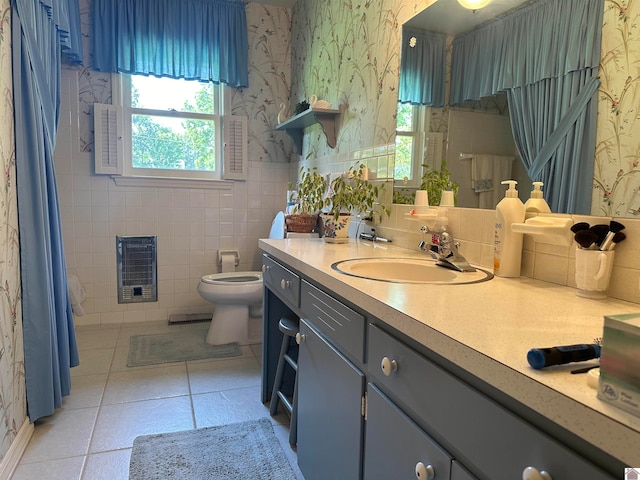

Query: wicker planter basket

[285,214,318,233]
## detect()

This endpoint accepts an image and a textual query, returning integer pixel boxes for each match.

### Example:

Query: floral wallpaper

[594,0,640,217]
[0,0,27,462]
[292,0,640,219]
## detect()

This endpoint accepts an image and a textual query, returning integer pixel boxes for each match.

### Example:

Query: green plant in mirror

[293,166,327,214]
[420,160,459,206]
[326,162,390,221]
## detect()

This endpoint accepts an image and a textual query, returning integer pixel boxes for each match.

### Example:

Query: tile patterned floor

[13,321,303,479]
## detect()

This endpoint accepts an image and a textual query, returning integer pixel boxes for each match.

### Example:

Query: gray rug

[129,418,298,479]
[127,330,242,367]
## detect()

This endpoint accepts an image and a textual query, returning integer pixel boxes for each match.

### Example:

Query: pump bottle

[524,181,551,214]
[494,180,525,277]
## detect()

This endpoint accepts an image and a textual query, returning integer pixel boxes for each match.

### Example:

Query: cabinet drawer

[364,384,452,480]
[262,254,300,308]
[301,280,365,362]
[368,324,614,480]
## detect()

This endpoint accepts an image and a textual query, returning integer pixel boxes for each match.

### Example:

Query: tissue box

[598,313,640,418]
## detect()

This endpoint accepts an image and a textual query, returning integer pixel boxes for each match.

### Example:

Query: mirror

[394,0,569,210]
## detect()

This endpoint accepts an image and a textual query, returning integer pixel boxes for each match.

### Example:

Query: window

[394,103,442,188]
[94,74,247,183]
[124,75,221,179]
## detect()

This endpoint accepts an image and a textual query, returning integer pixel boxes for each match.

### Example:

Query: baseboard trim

[0,418,33,480]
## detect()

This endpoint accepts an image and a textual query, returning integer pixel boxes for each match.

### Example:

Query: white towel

[67,274,86,316]
[471,154,494,193]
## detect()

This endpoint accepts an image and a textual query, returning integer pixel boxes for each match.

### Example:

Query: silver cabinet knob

[262,264,270,273]
[381,356,398,376]
[280,279,290,289]
[295,333,305,344]
[415,462,434,480]
[522,466,552,480]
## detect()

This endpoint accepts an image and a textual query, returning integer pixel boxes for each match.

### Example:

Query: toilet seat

[201,272,262,285]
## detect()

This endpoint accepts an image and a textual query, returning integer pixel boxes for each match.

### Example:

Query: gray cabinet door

[297,318,365,480]
[364,384,453,480]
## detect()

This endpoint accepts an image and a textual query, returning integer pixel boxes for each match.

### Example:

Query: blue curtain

[398,28,446,107]
[450,0,603,213]
[93,0,249,87]
[12,0,81,422]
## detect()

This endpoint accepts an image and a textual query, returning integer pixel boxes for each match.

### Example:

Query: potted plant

[321,163,389,242]
[285,166,327,233]
[420,160,459,207]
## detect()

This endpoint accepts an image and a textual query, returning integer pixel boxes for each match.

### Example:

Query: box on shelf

[598,313,640,418]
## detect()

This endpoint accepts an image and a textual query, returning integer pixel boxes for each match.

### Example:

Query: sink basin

[332,258,493,284]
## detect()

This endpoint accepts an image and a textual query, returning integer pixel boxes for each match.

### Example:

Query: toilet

[197,212,286,346]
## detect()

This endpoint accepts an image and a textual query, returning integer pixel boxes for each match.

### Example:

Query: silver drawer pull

[522,467,552,480]
[295,333,305,344]
[262,264,270,273]
[380,356,398,376]
[280,279,290,289]
[415,462,434,480]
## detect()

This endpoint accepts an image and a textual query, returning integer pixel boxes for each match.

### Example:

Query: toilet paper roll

[220,253,236,273]
[414,190,429,214]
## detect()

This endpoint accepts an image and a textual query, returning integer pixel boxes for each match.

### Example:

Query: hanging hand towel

[471,154,494,192]
[67,274,86,316]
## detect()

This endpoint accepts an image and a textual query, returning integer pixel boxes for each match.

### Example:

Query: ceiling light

[457,0,491,10]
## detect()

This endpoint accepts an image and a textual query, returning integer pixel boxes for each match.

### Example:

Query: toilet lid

[201,272,262,284]
[269,211,285,239]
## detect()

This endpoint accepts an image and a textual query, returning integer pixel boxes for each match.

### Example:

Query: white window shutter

[223,115,248,180]
[94,103,124,175]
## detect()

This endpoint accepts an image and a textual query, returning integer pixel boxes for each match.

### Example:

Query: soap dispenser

[524,181,551,214]
[494,180,525,277]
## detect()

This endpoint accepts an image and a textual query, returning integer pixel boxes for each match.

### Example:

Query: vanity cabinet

[260,253,620,479]
[297,318,365,480]
[367,323,615,480]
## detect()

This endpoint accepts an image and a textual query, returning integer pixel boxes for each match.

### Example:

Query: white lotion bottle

[524,181,551,214]
[494,180,525,277]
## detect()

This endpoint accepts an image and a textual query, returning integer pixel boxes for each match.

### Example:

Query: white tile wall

[56,70,291,326]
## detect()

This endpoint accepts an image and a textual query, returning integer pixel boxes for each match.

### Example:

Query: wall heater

[116,235,157,304]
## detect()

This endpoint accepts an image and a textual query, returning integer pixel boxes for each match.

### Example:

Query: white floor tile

[102,364,189,405]
[12,456,85,480]
[75,326,120,351]
[20,407,98,464]
[89,396,194,452]
[81,449,132,480]
[63,374,107,409]
[187,357,261,394]
[71,349,114,377]
[192,385,270,428]
[17,322,289,477]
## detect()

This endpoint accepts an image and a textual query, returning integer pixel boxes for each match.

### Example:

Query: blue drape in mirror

[93,0,249,87]
[399,28,446,107]
[12,0,81,421]
[450,0,603,213]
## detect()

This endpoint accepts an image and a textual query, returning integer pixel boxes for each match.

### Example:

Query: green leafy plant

[420,160,459,206]
[325,163,390,221]
[292,166,327,215]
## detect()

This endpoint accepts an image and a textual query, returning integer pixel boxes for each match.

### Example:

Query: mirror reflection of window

[394,103,428,187]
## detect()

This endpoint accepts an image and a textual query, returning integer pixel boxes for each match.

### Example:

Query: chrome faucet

[418,225,476,272]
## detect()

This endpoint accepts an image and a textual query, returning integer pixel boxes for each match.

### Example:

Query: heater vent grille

[116,235,157,304]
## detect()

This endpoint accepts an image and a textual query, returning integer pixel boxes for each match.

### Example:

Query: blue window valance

[450,0,602,103]
[398,28,446,107]
[93,0,249,87]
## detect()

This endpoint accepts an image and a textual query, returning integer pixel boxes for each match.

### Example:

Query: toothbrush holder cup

[575,247,615,299]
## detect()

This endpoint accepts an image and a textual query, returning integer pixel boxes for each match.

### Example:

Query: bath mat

[129,418,297,480]
[127,330,242,367]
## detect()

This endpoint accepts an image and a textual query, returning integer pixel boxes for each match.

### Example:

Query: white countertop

[259,237,640,466]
